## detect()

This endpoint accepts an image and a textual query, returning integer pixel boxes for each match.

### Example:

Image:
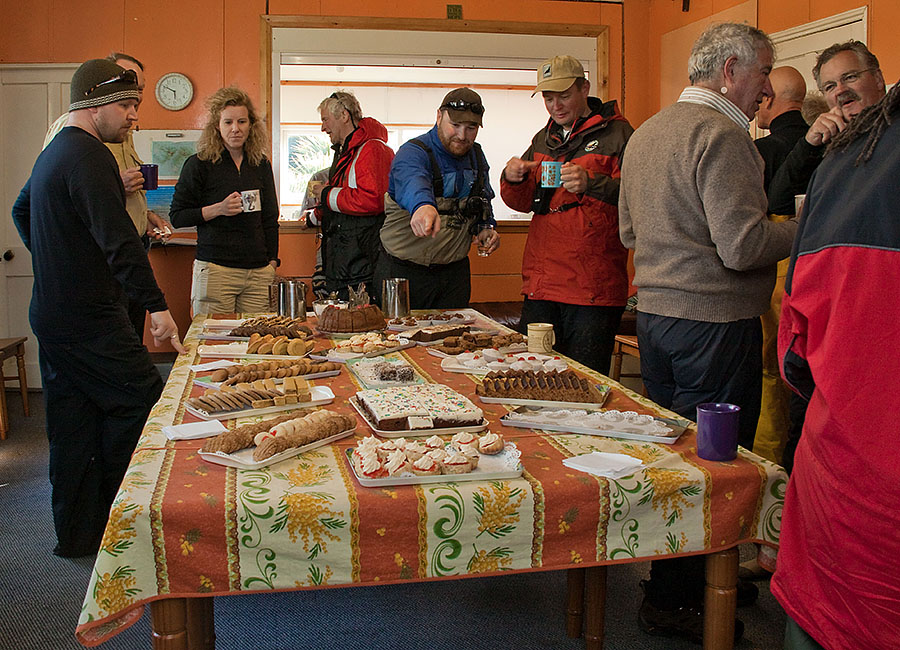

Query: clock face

[155,73,194,111]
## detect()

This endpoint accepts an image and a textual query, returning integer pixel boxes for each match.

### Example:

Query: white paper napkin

[190,359,239,372]
[563,452,644,479]
[163,420,227,441]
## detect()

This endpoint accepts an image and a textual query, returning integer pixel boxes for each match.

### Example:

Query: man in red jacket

[311,91,394,301]
[501,56,633,373]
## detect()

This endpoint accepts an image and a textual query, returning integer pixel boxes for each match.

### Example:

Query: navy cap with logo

[439,88,484,127]
[69,59,141,112]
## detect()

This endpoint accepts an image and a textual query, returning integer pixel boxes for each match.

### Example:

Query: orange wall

[636,0,900,126]
[0,1,628,127]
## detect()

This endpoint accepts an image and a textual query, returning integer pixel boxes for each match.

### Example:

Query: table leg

[584,566,607,650]
[0,375,8,440]
[566,568,585,638]
[703,547,739,650]
[186,597,215,650]
[151,598,189,650]
[16,343,29,417]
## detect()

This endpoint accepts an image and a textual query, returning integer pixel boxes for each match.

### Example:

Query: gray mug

[381,277,410,318]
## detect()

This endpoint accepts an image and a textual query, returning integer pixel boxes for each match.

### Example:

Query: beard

[438,131,472,156]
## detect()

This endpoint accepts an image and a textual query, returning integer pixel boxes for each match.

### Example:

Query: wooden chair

[0,337,30,440]
[610,335,643,392]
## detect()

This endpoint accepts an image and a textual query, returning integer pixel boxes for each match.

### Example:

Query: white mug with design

[527,322,555,354]
[241,189,261,212]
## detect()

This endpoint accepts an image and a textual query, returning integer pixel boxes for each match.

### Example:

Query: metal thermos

[272,278,307,320]
[381,277,410,318]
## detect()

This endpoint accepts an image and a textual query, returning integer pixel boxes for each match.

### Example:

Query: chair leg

[16,344,29,417]
[0,379,8,440]
[611,345,623,382]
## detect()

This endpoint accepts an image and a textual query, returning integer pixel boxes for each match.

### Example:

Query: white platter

[309,339,414,363]
[427,344,528,361]
[500,407,688,445]
[199,426,356,470]
[386,315,475,331]
[477,385,611,410]
[197,343,313,360]
[314,328,386,339]
[345,356,424,389]
[349,396,488,438]
[184,386,335,421]
[437,351,561,375]
[192,369,341,390]
[346,443,522,486]
[202,319,246,331]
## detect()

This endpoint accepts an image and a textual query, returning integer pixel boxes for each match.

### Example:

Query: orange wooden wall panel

[144,244,196,352]
[277,231,319,279]
[0,0,50,61]
[49,0,124,63]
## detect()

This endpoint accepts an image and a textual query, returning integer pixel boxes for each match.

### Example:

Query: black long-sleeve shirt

[754,110,810,196]
[11,126,167,341]
[169,153,279,268]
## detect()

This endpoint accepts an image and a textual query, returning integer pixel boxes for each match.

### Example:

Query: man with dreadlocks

[767,41,886,215]
[773,83,900,650]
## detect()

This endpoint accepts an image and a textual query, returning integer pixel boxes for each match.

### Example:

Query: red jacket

[501,98,632,306]
[318,117,394,217]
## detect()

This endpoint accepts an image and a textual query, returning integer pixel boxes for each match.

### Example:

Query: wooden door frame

[259,15,610,125]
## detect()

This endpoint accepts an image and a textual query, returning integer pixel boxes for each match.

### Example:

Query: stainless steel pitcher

[271,278,307,320]
[381,277,410,318]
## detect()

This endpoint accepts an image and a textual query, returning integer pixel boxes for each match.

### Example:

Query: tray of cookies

[500,407,689,445]
[426,331,526,355]
[201,316,313,341]
[193,359,342,390]
[474,369,610,409]
[386,312,474,331]
[197,335,315,359]
[310,333,413,363]
[345,355,424,389]
[184,382,335,420]
[346,432,522,486]
[199,410,357,469]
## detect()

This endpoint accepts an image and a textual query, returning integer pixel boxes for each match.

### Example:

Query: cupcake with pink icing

[426,448,450,463]
[424,435,445,451]
[404,440,427,462]
[358,453,387,479]
[478,432,505,455]
[411,455,441,476]
[441,451,472,474]
[384,449,411,476]
[451,431,480,453]
[376,439,399,461]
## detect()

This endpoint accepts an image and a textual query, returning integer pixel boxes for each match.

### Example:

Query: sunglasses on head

[84,69,138,97]
[440,100,484,115]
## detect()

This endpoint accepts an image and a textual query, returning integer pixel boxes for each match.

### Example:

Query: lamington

[356,384,484,431]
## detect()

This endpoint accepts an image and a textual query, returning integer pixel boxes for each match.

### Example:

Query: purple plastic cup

[696,403,741,461]
[140,163,159,191]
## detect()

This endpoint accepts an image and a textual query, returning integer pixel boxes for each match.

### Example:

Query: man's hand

[560,162,588,194]
[503,157,539,183]
[146,210,172,242]
[307,181,326,204]
[149,310,186,354]
[410,204,441,238]
[202,192,243,221]
[804,106,848,147]
[476,227,501,255]
[121,166,145,194]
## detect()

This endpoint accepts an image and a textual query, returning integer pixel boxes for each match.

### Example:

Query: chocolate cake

[318,304,385,333]
[408,324,470,342]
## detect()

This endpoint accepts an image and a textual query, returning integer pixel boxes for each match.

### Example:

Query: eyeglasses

[83,69,138,97]
[440,100,485,115]
[820,68,877,95]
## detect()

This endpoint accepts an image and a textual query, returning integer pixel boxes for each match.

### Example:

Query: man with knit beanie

[11,59,184,558]
[619,24,797,643]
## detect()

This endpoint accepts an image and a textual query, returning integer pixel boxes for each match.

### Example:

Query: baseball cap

[69,59,140,111]
[439,88,484,127]
[533,55,585,96]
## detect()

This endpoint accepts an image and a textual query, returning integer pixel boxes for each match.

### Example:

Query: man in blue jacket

[374,88,500,309]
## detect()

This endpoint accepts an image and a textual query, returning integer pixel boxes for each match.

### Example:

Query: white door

[0,64,77,387]
[770,8,867,95]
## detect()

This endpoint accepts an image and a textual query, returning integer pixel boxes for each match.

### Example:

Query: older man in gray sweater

[618,23,797,644]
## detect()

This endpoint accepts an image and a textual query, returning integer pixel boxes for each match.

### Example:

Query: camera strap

[408,138,486,209]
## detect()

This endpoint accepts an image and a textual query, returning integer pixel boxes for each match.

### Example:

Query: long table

[76,311,785,649]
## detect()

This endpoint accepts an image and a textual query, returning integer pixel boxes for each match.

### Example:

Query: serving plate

[345,443,522,487]
[345,355,424,389]
[197,343,313,361]
[184,386,335,421]
[500,406,689,444]
[309,338,414,363]
[477,385,610,410]
[199,426,356,470]
[192,369,341,390]
[349,396,488,438]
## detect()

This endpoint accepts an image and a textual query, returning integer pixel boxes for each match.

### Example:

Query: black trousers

[373,250,471,310]
[38,324,162,556]
[519,298,623,375]
[636,312,763,608]
[126,236,152,343]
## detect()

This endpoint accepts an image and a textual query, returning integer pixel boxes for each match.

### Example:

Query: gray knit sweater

[619,101,798,323]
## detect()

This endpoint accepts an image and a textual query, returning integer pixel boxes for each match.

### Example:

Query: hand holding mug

[121,166,144,194]
[560,162,588,194]
[219,192,244,216]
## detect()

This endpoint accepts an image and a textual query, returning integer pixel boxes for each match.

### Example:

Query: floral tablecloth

[76,311,785,646]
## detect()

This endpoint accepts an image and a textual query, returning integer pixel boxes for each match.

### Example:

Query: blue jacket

[388,125,495,224]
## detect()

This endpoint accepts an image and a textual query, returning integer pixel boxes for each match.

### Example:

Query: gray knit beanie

[69,59,140,112]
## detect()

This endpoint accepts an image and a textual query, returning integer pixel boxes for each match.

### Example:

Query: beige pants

[191,260,275,316]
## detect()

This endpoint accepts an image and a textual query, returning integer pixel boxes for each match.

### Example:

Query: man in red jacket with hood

[501,56,633,373]
[311,91,394,301]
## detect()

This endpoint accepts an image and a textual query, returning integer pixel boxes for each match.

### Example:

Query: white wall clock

[155,72,194,111]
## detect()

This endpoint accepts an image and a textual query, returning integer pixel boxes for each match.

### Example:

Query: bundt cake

[317,304,386,333]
